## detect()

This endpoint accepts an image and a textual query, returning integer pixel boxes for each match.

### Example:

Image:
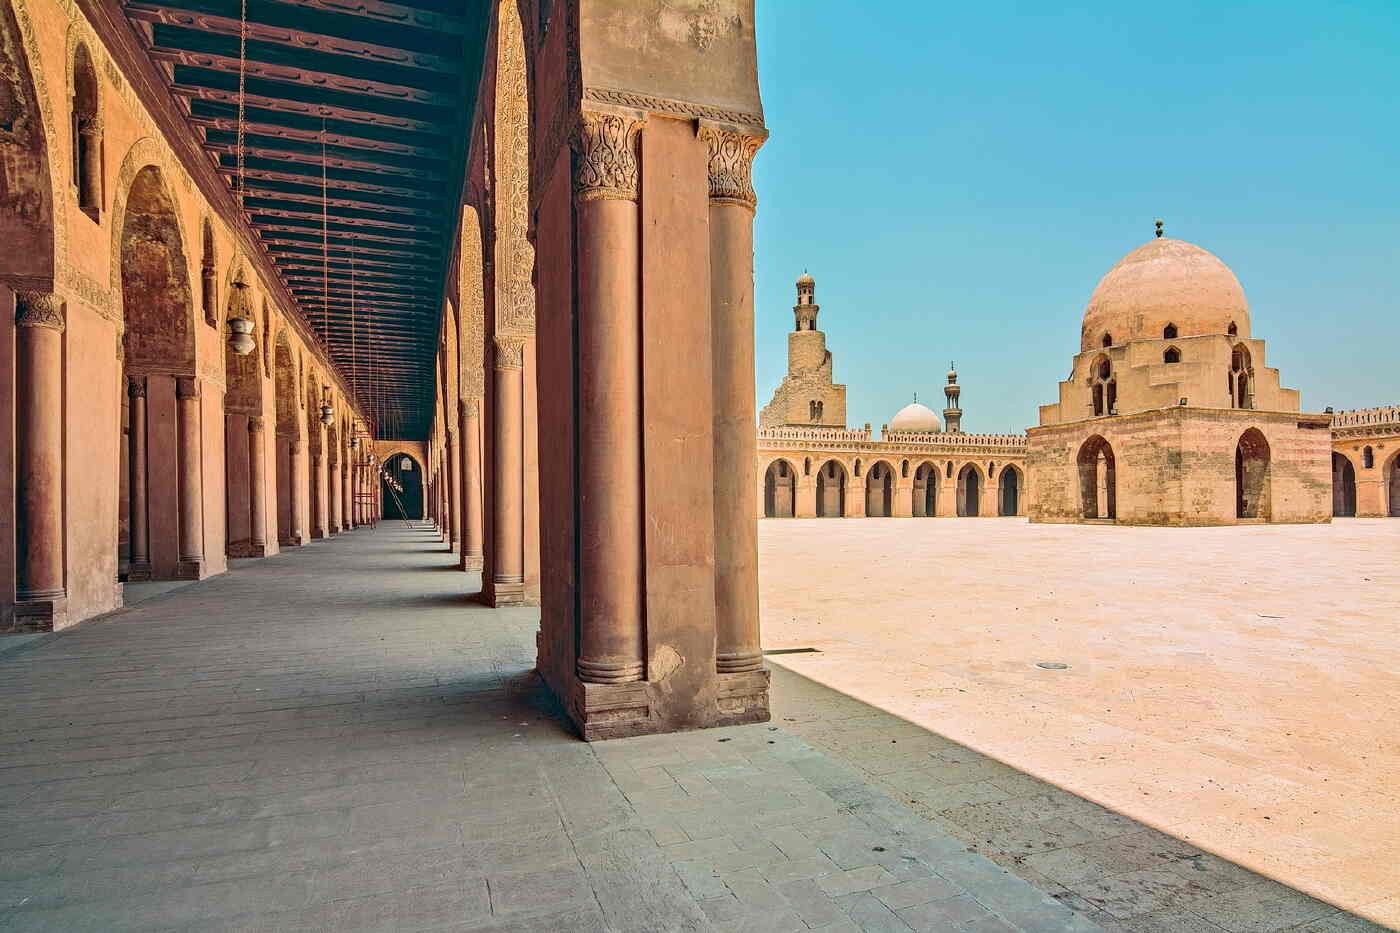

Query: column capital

[494,336,526,370]
[572,111,644,202]
[78,112,104,135]
[176,376,200,399]
[698,125,765,209]
[290,438,304,454]
[248,415,266,432]
[126,375,146,398]
[461,396,481,418]
[15,291,64,331]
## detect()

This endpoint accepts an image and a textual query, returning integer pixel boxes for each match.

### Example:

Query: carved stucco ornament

[15,290,63,330]
[572,111,643,202]
[495,335,525,370]
[698,125,764,209]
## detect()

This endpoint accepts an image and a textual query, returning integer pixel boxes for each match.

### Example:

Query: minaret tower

[759,272,847,428]
[943,362,963,433]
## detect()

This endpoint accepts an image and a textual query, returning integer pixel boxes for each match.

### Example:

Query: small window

[901,460,909,478]
[1228,321,1238,337]
[946,461,953,478]
[1363,446,1375,469]
[854,458,861,477]
[803,457,811,476]
[1163,323,1178,339]
[1098,359,1112,380]
[71,44,102,219]
[1164,347,1181,364]
[1102,333,1112,348]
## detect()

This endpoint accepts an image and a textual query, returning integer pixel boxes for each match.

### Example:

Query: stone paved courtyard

[760,517,1400,930]
[0,524,1387,931]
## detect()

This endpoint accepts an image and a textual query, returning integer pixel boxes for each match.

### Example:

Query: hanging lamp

[225,0,256,356]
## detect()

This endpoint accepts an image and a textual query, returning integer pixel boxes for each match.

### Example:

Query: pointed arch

[998,465,1023,516]
[0,0,56,284]
[1077,435,1116,520]
[912,461,938,517]
[865,460,895,517]
[763,459,796,518]
[956,463,982,517]
[119,163,195,374]
[816,459,847,518]
[1235,429,1270,520]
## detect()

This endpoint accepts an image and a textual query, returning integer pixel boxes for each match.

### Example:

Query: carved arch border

[9,0,67,281]
[107,136,194,330]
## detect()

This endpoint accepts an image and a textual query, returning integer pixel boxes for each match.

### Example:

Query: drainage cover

[1036,661,1070,670]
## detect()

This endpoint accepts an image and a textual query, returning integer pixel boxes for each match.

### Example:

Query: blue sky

[750,2,1399,433]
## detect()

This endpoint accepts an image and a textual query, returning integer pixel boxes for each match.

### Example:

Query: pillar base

[174,559,205,581]
[311,530,325,541]
[126,562,153,582]
[717,650,764,674]
[481,578,529,607]
[460,553,484,572]
[551,668,770,741]
[9,594,67,634]
[227,541,267,559]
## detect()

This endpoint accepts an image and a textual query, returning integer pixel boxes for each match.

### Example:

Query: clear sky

[750,2,1399,434]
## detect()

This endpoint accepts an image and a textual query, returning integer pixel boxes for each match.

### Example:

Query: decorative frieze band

[15,291,64,331]
[573,111,643,202]
[699,125,764,209]
[583,87,764,132]
[495,336,526,370]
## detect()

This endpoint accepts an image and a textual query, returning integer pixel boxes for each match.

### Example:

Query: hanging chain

[321,117,330,351]
[236,0,247,211]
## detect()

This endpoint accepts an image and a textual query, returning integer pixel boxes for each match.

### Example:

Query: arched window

[1163,323,1178,339]
[201,220,217,327]
[945,461,953,478]
[854,458,862,477]
[1231,345,1254,410]
[901,459,909,478]
[1101,333,1112,348]
[1091,356,1115,416]
[71,43,101,218]
[1363,446,1375,469]
[1164,346,1181,364]
[803,457,811,476]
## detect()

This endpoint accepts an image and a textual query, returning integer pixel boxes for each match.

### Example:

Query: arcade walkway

[0,529,1373,932]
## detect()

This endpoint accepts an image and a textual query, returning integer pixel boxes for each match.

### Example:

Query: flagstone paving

[0,526,1384,931]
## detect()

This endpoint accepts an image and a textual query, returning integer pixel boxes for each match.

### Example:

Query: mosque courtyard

[760,517,1400,928]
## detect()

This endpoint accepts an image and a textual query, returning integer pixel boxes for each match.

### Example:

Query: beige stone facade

[757,274,1025,518]
[1028,233,1333,526]
[1330,406,1400,517]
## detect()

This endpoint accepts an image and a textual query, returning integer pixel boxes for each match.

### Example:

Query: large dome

[888,401,941,434]
[1080,237,1250,352]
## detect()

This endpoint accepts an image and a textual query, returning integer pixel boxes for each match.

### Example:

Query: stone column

[330,453,343,534]
[288,438,305,545]
[13,292,67,629]
[126,376,152,581]
[175,377,204,579]
[573,112,645,683]
[444,431,458,553]
[312,424,327,539]
[342,456,352,529]
[460,399,484,571]
[247,416,267,556]
[702,125,765,675]
[486,336,526,605]
[77,115,103,212]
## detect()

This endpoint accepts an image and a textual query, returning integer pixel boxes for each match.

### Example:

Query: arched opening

[956,464,981,517]
[120,165,197,580]
[803,457,811,476]
[901,459,909,478]
[274,335,300,545]
[1163,346,1181,364]
[865,461,893,517]
[200,220,217,327]
[913,462,937,517]
[1235,429,1271,520]
[764,460,795,518]
[1163,323,1178,339]
[1077,435,1116,520]
[1101,333,1112,348]
[998,465,1022,516]
[1332,452,1356,517]
[1386,452,1400,517]
[1091,355,1116,417]
[1362,446,1374,470]
[71,43,101,218]
[0,0,54,282]
[224,287,263,557]
[816,460,846,518]
[383,454,424,520]
[1227,321,1238,337]
[1230,344,1254,409]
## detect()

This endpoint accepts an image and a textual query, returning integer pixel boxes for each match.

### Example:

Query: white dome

[888,402,941,434]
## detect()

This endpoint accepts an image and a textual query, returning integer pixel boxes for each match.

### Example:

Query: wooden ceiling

[120,0,489,438]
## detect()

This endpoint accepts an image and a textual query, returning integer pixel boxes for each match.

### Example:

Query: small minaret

[943,362,963,433]
[793,271,818,331]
